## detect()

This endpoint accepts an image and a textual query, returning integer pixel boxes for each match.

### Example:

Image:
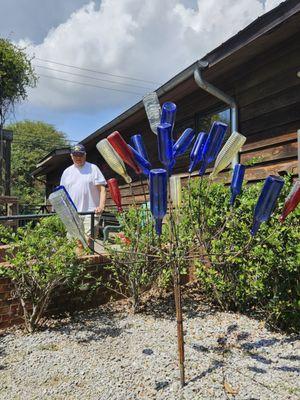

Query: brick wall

[0,249,113,330]
[0,272,24,329]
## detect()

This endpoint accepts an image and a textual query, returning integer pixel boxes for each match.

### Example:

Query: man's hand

[95,205,104,214]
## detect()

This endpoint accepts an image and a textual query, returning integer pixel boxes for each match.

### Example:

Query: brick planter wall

[0,244,195,330]
[0,248,113,330]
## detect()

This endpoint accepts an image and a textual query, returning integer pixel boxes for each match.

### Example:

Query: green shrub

[104,206,164,311]
[0,216,88,332]
[182,176,299,332]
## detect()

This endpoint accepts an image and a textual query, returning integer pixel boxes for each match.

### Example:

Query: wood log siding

[105,131,298,210]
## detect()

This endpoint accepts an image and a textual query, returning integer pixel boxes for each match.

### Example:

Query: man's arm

[95,185,106,214]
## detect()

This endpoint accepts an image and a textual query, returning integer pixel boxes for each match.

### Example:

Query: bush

[182,175,299,332]
[0,216,88,332]
[104,206,164,311]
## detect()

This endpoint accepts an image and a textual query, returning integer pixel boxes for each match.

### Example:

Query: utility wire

[34,64,154,90]
[11,137,76,143]
[35,57,161,85]
[38,73,143,95]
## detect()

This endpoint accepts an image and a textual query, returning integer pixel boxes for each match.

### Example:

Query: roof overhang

[32,148,70,177]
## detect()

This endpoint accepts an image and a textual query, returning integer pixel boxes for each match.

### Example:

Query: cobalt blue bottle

[189,132,208,173]
[157,123,174,175]
[230,164,246,206]
[199,122,228,176]
[161,102,177,135]
[128,144,151,177]
[130,134,149,162]
[251,175,284,236]
[149,169,168,235]
[173,128,195,159]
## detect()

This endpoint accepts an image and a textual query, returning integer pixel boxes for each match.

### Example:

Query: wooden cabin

[32,0,300,209]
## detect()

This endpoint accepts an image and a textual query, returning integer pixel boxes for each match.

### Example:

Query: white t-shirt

[60,162,106,212]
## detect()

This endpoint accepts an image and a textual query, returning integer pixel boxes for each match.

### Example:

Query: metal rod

[0,211,111,221]
[168,178,185,387]
[173,261,185,387]
[90,212,95,252]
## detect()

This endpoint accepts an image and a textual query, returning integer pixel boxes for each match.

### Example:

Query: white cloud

[19,0,282,113]
[265,0,283,12]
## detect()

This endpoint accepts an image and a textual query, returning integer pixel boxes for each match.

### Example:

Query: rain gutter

[194,60,239,167]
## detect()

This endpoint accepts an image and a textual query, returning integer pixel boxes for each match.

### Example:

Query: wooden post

[4,139,11,196]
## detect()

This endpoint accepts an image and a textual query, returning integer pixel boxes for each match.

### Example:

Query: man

[60,143,106,249]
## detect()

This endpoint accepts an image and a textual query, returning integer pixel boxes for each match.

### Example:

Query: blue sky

[1,0,281,143]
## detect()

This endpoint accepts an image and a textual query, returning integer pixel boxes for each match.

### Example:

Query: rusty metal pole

[168,180,185,387]
[173,261,185,387]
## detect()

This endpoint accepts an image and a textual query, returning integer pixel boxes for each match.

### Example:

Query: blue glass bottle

[130,134,149,162]
[230,164,246,206]
[199,122,228,176]
[251,175,284,236]
[149,169,168,235]
[173,128,195,159]
[189,132,208,173]
[161,102,177,134]
[204,122,228,163]
[157,123,174,174]
[128,144,151,177]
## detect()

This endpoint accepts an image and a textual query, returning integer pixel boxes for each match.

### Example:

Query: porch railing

[0,211,118,252]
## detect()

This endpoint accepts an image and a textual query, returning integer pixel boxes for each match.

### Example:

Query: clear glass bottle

[170,175,182,209]
[49,186,87,246]
[210,131,246,178]
[143,92,161,135]
[96,139,132,183]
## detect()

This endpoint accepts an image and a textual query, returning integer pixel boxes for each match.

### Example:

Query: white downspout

[194,60,239,167]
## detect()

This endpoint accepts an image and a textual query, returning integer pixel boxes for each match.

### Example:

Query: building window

[196,108,230,135]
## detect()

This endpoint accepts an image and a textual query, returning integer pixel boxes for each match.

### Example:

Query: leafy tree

[0,38,37,195]
[6,120,69,204]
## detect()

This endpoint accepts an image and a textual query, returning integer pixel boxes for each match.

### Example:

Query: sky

[0,0,283,143]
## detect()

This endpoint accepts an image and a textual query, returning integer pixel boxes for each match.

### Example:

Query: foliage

[105,175,299,331]
[0,39,37,122]
[6,120,69,204]
[0,38,37,195]
[0,216,87,332]
[181,175,300,332]
[104,206,164,311]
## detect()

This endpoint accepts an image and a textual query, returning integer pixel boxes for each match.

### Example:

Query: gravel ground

[0,290,299,400]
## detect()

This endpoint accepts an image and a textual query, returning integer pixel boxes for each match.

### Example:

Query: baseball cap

[71,143,86,155]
